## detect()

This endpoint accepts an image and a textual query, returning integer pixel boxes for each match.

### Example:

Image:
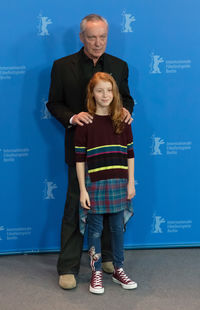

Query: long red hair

[87,72,124,134]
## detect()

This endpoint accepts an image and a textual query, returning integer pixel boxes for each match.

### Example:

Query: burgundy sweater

[75,115,134,182]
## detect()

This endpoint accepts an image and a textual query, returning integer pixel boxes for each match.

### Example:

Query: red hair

[87,72,124,134]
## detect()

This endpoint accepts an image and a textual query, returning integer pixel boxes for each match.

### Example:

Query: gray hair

[80,14,108,33]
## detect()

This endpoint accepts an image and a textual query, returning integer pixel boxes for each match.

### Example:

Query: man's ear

[79,32,84,44]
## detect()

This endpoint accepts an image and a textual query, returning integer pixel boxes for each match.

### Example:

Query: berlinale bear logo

[151,135,165,155]
[152,215,166,234]
[43,180,58,200]
[41,98,52,120]
[121,11,136,33]
[37,14,52,36]
[0,226,5,241]
[150,53,164,74]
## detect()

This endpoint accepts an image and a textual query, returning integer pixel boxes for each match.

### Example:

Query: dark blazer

[47,49,134,166]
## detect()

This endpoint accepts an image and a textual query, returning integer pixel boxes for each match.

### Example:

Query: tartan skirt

[79,171,133,234]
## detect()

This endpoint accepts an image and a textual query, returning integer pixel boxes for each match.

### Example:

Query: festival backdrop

[0,0,199,254]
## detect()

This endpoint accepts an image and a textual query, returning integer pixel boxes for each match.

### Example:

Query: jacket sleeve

[46,61,74,128]
[119,62,134,114]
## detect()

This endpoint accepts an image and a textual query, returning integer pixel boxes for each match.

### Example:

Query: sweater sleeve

[126,124,134,158]
[74,124,87,162]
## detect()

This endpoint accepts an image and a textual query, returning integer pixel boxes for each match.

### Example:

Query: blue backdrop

[0,0,199,254]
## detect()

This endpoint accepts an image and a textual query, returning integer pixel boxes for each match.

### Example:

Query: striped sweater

[75,114,134,182]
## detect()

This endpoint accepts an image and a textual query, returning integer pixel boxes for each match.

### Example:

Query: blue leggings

[87,211,124,271]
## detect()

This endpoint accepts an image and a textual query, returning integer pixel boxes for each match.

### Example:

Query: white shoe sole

[112,277,138,290]
[89,285,104,294]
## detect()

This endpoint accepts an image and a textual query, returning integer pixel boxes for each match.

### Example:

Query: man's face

[80,20,108,62]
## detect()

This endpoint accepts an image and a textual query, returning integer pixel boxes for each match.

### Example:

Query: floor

[0,248,200,310]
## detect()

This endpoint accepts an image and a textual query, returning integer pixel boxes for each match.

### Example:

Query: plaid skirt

[79,171,133,234]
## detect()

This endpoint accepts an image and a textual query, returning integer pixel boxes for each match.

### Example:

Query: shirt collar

[80,47,104,65]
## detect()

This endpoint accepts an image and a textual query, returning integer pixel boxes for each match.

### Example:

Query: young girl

[75,72,137,294]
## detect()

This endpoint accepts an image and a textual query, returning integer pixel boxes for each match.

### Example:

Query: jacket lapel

[69,49,87,110]
[103,53,120,86]
[103,53,112,75]
[70,50,83,84]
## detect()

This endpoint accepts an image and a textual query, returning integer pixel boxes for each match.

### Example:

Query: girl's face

[93,80,113,114]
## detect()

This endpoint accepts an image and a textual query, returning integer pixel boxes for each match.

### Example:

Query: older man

[47,14,134,289]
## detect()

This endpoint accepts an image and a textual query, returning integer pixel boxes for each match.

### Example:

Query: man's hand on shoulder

[122,107,133,125]
[72,112,93,126]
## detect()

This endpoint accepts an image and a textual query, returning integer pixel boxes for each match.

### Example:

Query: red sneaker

[112,268,137,290]
[89,271,104,294]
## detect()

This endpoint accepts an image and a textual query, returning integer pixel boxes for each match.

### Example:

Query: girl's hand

[80,190,91,209]
[127,181,136,200]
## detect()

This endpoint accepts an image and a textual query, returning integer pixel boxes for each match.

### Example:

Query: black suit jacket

[47,49,134,166]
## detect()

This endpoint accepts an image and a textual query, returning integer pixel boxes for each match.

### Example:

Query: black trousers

[57,166,113,275]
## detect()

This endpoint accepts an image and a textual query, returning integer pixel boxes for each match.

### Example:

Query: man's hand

[72,112,93,126]
[122,107,133,125]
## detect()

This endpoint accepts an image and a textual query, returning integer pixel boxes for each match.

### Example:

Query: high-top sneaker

[89,270,104,294]
[112,268,137,290]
